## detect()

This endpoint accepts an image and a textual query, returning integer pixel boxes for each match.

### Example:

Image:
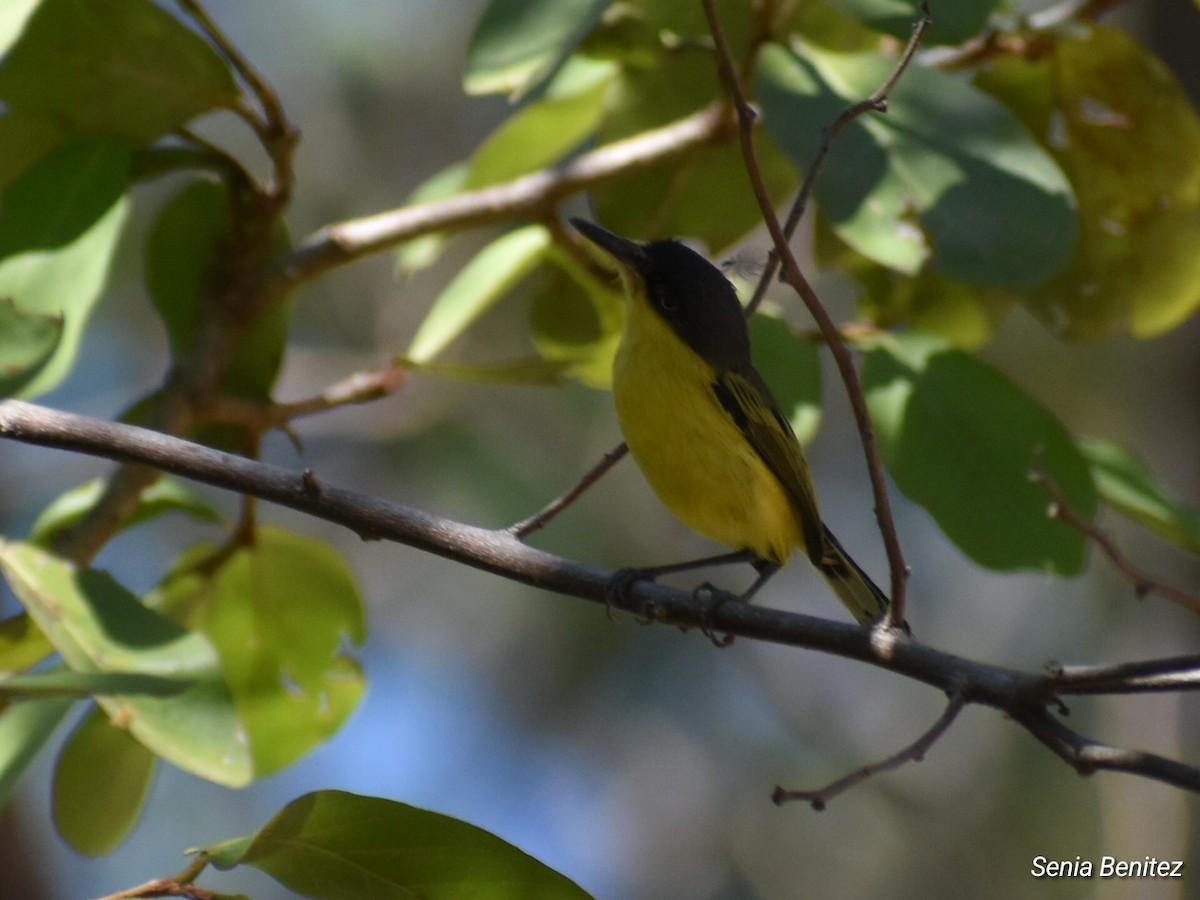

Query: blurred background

[2,1,1199,897]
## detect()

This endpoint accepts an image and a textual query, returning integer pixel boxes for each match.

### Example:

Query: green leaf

[0,614,53,676]
[1081,438,1200,556]
[0,112,63,191]
[53,704,156,855]
[0,0,239,141]
[749,311,822,445]
[400,356,572,386]
[204,789,593,900]
[0,0,39,55]
[145,178,291,425]
[823,0,997,45]
[29,476,221,547]
[0,296,63,397]
[0,139,130,398]
[395,162,469,276]
[980,26,1200,339]
[0,540,252,786]
[0,670,190,700]
[151,527,366,777]
[408,226,551,364]
[814,216,1014,348]
[465,57,614,188]
[529,246,624,389]
[863,335,1096,574]
[757,43,1076,289]
[0,696,74,808]
[465,0,609,100]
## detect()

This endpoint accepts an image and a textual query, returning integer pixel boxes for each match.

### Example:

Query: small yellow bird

[573,219,888,625]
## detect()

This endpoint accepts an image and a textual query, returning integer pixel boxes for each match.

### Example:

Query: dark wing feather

[713,369,825,564]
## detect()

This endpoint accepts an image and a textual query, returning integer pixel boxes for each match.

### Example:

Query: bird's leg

[605,549,756,620]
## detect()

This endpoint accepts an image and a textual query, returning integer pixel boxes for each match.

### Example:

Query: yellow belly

[612,301,802,564]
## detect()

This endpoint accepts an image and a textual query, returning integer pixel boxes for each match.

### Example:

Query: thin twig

[510,443,629,539]
[702,0,921,626]
[4,398,1200,798]
[175,0,298,202]
[1032,466,1200,614]
[773,692,966,809]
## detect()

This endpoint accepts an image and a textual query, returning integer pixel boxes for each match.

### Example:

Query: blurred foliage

[0,0,1198,897]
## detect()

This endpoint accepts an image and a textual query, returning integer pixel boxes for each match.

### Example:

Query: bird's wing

[713,369,825,564]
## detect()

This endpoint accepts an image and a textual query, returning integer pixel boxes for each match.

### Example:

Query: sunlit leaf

[53,704,156,855]
[465,57,614,188]
[400,356,571,386]
[0,139,130,398]
[204,789,593,900]
[0,541,252,786]
[1081,438,1200,556]
[465,0,609,100]
[29,476,221,547]
[757,42,1076,290]
[151,528,366,776]
[408,226,551,364]
[395,162,469,276]
[863,335,1096,574]
[980,26,1200,339]
[0,0,239,141]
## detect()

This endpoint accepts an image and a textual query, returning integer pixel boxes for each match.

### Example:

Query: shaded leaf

[0,139,130,398]
[29,476,221,547]
[151,528,366,776]
[1081,438,1200,556]
[204,789,593,900]
[0,695,74,808]
[0,541,252,786]
[53,704,156,855]
[0,670,190,700]
[400,355,572,386]
[0,111,63,191]
[0,0,239,141]
[863,335,1096,574]
[757,42,1076,289]
[749,312,822,446]
[465,0,609,100]
[408,226,551,364]
[0,296,63,397]
[0,613,53,676]
[824,0,997,45]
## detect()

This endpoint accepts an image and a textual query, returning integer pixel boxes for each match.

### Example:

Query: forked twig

[702,0,931,626]
[1031,466,1200,614]
[773,692,966,809]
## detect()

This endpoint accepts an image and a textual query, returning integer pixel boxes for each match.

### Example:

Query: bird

[571,218,889,625]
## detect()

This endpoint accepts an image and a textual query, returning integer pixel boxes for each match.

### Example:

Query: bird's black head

[572,219,751,371]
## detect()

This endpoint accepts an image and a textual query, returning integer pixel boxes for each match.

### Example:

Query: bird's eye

[657,291,676,312]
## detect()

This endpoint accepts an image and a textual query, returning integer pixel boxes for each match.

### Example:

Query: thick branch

[3,398,1200,796]
[276,105,731,292]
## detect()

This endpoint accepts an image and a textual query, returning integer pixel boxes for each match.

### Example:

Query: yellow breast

[612,296,803,564]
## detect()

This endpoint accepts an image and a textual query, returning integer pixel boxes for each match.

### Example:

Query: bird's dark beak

[571,218,644,269]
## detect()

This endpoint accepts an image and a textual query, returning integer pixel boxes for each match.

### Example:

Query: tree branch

[274,105,731,293]
[3,398,1200,798]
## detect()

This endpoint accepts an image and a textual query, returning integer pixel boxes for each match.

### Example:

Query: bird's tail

[818,524,889,625]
